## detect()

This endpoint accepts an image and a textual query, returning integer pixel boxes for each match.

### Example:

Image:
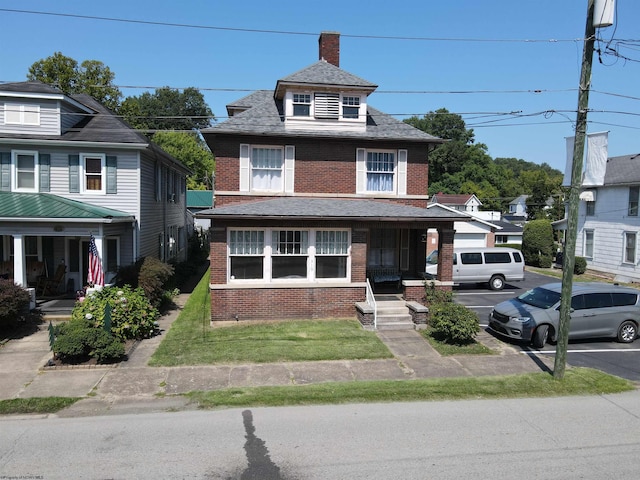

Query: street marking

[522,348,640,354]
[466,306,494,308]
[456,292,515,296]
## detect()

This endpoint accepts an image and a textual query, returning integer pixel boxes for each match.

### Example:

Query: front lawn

[149,271,392,366]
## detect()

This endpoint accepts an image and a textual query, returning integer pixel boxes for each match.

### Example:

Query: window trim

[80,153,106,194]
[628,186,639,217]
[12,150,39,192]
[584,229,594,259]
[623,231,637,264]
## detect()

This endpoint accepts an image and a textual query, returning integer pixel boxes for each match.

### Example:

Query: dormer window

[4,102,40,126]
[342,96,360,119]
[293,94,311,116]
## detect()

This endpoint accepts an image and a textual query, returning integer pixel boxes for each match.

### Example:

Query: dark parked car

[488,282,640,348]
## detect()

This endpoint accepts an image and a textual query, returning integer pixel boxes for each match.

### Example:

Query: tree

[27,52,122,111]
[121,87,213,132]
[522,219,555,267]
[153,132,215,190]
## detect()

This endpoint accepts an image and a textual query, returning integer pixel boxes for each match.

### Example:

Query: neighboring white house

[426,194,505,251]
[574,153,640,282]
[0,81,191,294]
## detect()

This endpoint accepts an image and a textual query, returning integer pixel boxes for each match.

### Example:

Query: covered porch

[0,192,136,304]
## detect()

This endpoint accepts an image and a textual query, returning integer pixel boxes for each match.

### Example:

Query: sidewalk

[0,294,556,417]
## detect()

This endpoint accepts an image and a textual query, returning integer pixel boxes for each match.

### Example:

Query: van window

[571,294,586,310]
[513,252,523,263]
[484,252,511,264]
[612,292,638,306]
[584,293,613,309]
[460,252,482,265]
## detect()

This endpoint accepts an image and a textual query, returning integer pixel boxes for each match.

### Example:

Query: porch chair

[26,260,47,287]
[37,264,66,297]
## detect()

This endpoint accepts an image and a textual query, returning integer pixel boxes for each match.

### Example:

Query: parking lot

[454,270,640,382]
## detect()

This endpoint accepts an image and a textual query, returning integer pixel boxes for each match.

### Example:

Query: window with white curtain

[229,230,265,279]
[366,151,395,192]
[316,230,349,278]
[251,147,283,191]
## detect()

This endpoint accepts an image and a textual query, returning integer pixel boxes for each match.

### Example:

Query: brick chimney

[319,31,340,67]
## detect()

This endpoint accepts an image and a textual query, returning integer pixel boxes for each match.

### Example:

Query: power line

[0,8,587,43]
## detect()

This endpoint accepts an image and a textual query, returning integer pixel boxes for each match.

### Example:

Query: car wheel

[532,325,549,349]
[489,275,505,291]
[617,320,638,343]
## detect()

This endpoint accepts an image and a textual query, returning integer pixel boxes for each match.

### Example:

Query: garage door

[454,234,487,248]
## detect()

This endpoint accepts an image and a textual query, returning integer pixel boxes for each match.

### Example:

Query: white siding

[0,99,59,135]
[577,185,640,281]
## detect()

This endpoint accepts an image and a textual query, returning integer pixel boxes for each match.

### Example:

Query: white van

[425,247,525,290]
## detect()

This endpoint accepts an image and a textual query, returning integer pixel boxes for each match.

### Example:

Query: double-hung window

[342,96,360,119]
[624,232,637,264]
[252,147,283,192]
[292,94,311,117]
[629,187,639,216]
[272,230,308,279]
[229,230,264,280]
[367,151,395,192]
[82,154,105,193]
[316,230,349,278]
[13,150,38,192]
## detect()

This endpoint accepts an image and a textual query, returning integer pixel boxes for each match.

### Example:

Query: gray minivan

[425,247,525,290]
[489,282,640,347]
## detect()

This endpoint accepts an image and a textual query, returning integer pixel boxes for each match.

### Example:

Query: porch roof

[0,192,134,223]
[196,197,471,222]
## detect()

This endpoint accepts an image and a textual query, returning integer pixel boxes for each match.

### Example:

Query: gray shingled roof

[0,80,63,95]
[604,154,640,185]
[277,61,377,90]
[203,93,442,143]
[196,197,469,221]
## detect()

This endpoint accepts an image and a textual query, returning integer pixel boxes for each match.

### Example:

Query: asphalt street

[2,392,639,479]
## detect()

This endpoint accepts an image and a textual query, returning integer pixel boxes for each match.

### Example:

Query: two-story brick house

[0,81,190,295]
[198,32,468,323]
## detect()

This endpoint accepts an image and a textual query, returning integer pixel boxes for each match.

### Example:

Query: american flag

[87,234,104,286]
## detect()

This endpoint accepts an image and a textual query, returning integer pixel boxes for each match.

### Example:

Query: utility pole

[554,0,603,379]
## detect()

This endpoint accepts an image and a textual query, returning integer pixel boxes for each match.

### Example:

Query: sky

[1,0,638,173]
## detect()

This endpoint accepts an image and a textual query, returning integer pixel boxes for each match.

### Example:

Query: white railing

[365,278,377,330]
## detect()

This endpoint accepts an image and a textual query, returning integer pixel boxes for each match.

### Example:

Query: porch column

[437,226,455,283]
[12,234,26,287]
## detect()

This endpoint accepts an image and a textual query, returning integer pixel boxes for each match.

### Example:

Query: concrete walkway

[0,294,556,417]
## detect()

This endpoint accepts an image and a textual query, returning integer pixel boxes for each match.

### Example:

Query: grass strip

[150,270,392,366]
[185,367,634,409]
[0,397,80,415]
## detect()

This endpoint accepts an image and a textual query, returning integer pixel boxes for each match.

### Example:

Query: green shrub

[522,219,554,267]
[138,257,174,308]
[52,318,124,364]
[539,254,553,268]
[0,279,30,326]
[423,281,453,306]
[429,302,480,345]
[72,285,159,341]
[574,256,587,275]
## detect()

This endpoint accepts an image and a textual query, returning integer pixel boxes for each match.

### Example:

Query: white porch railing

[365,278,377,330]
